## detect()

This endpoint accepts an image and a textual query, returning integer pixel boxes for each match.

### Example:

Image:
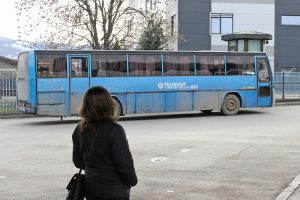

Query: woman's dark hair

[79,86,116,133]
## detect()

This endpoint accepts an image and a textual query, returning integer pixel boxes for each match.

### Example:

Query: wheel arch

[222,92,243,107]
[111,95,124,116]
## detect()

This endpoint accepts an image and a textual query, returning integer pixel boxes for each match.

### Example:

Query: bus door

[256,57,272,107]
[68,55,91,115]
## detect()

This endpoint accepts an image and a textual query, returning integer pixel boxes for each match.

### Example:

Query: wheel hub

[226,99,236,111]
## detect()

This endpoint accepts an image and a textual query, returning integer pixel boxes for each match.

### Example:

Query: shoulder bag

[66,168,85,200]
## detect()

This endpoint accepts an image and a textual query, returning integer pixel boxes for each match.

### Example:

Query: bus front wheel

[221,94,240,116]
[112,98,122,118]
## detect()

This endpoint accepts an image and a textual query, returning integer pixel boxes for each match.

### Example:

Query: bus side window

[145,55,162,76]
[242,56,255,75]
[197,55,224,76]
[196,56,210,76]
[151,55,162,76]
[53,58,67,78]
[226,56,242,75]
[226,55,255,76]
[71,58,88,78]
[38,66,49,78]
[110,55,127,77]
[177,55,194,76]
[163,55,193,76]
[129,55,148,76]
[91,60,99,77]
[211,56,225,75]
[92,55,127,77]
[164,55,178,76]
[258,59,270,82]
[37,55,67,78]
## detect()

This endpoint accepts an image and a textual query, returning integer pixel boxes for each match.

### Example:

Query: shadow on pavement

[20,109,266,126]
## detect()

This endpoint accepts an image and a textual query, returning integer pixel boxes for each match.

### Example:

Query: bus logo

[157,82,188,90]
[158,82,165,89]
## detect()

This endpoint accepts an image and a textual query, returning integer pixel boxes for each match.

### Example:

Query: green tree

[138,12,168,50]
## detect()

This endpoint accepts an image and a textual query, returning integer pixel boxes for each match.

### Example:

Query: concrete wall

[178,0,211,50]
[275,0,300,72]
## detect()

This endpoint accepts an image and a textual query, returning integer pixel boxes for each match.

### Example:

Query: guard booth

[221,31,272,53]
[222,32,273,107]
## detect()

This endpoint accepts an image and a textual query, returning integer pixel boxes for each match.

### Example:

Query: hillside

[0,37,32,59]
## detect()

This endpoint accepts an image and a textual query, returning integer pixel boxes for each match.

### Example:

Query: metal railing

[0,72,17,113]
[274,72,300,99]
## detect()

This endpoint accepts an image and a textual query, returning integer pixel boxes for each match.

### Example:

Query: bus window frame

[162,53,195,76]
[91,53,127,77]
[36,53,68,79]
[128,54,163,77]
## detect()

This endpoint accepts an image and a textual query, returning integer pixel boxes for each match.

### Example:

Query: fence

[274,72,300,99]
[0,72,17,113]
[0,72,299,114]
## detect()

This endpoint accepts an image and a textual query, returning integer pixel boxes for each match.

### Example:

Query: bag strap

[82,123,113,168]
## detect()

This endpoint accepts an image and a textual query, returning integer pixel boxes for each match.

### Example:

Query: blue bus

[17,50,273,117]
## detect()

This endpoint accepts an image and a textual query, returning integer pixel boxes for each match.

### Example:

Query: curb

[0,113,37,119]
[275,173,300,200]
[275,99,300,106]
[276,102,300,106]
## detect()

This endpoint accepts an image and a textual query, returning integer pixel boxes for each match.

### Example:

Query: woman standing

[72,86,138,200]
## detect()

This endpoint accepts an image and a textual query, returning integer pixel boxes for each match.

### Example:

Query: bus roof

[20,49,268,56]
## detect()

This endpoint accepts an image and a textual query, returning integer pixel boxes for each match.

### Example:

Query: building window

[171,15,175,36]
[211,13,233,34]
[282,16,300,25]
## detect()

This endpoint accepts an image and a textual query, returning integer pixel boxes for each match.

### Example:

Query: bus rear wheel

[201,110,213,114]
[112,98,122,118]
[221,94,240,116]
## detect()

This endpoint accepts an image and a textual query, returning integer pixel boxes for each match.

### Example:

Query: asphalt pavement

[1,101,300,200]
[275,173,300,200]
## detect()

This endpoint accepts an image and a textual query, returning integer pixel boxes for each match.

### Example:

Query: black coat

[72,122,138,198]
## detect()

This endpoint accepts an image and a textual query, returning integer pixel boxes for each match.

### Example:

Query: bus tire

[221,94,240,116]
[112,98,122,118]
[201,110,213,114]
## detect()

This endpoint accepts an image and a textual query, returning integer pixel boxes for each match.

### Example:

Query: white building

[166,0,275,70]
[132,0,162,11]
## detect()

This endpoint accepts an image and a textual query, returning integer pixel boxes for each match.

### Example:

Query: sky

[0,0,165,41]
[0,0,18,40]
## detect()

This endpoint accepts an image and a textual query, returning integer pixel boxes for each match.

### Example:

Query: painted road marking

[180,148,192,153]
[0,176,7,179]
[275,173,300,200]
[167,190,174,193]
[150,157,168,162]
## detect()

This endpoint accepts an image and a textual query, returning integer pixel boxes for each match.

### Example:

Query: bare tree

[15,0,140,49]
